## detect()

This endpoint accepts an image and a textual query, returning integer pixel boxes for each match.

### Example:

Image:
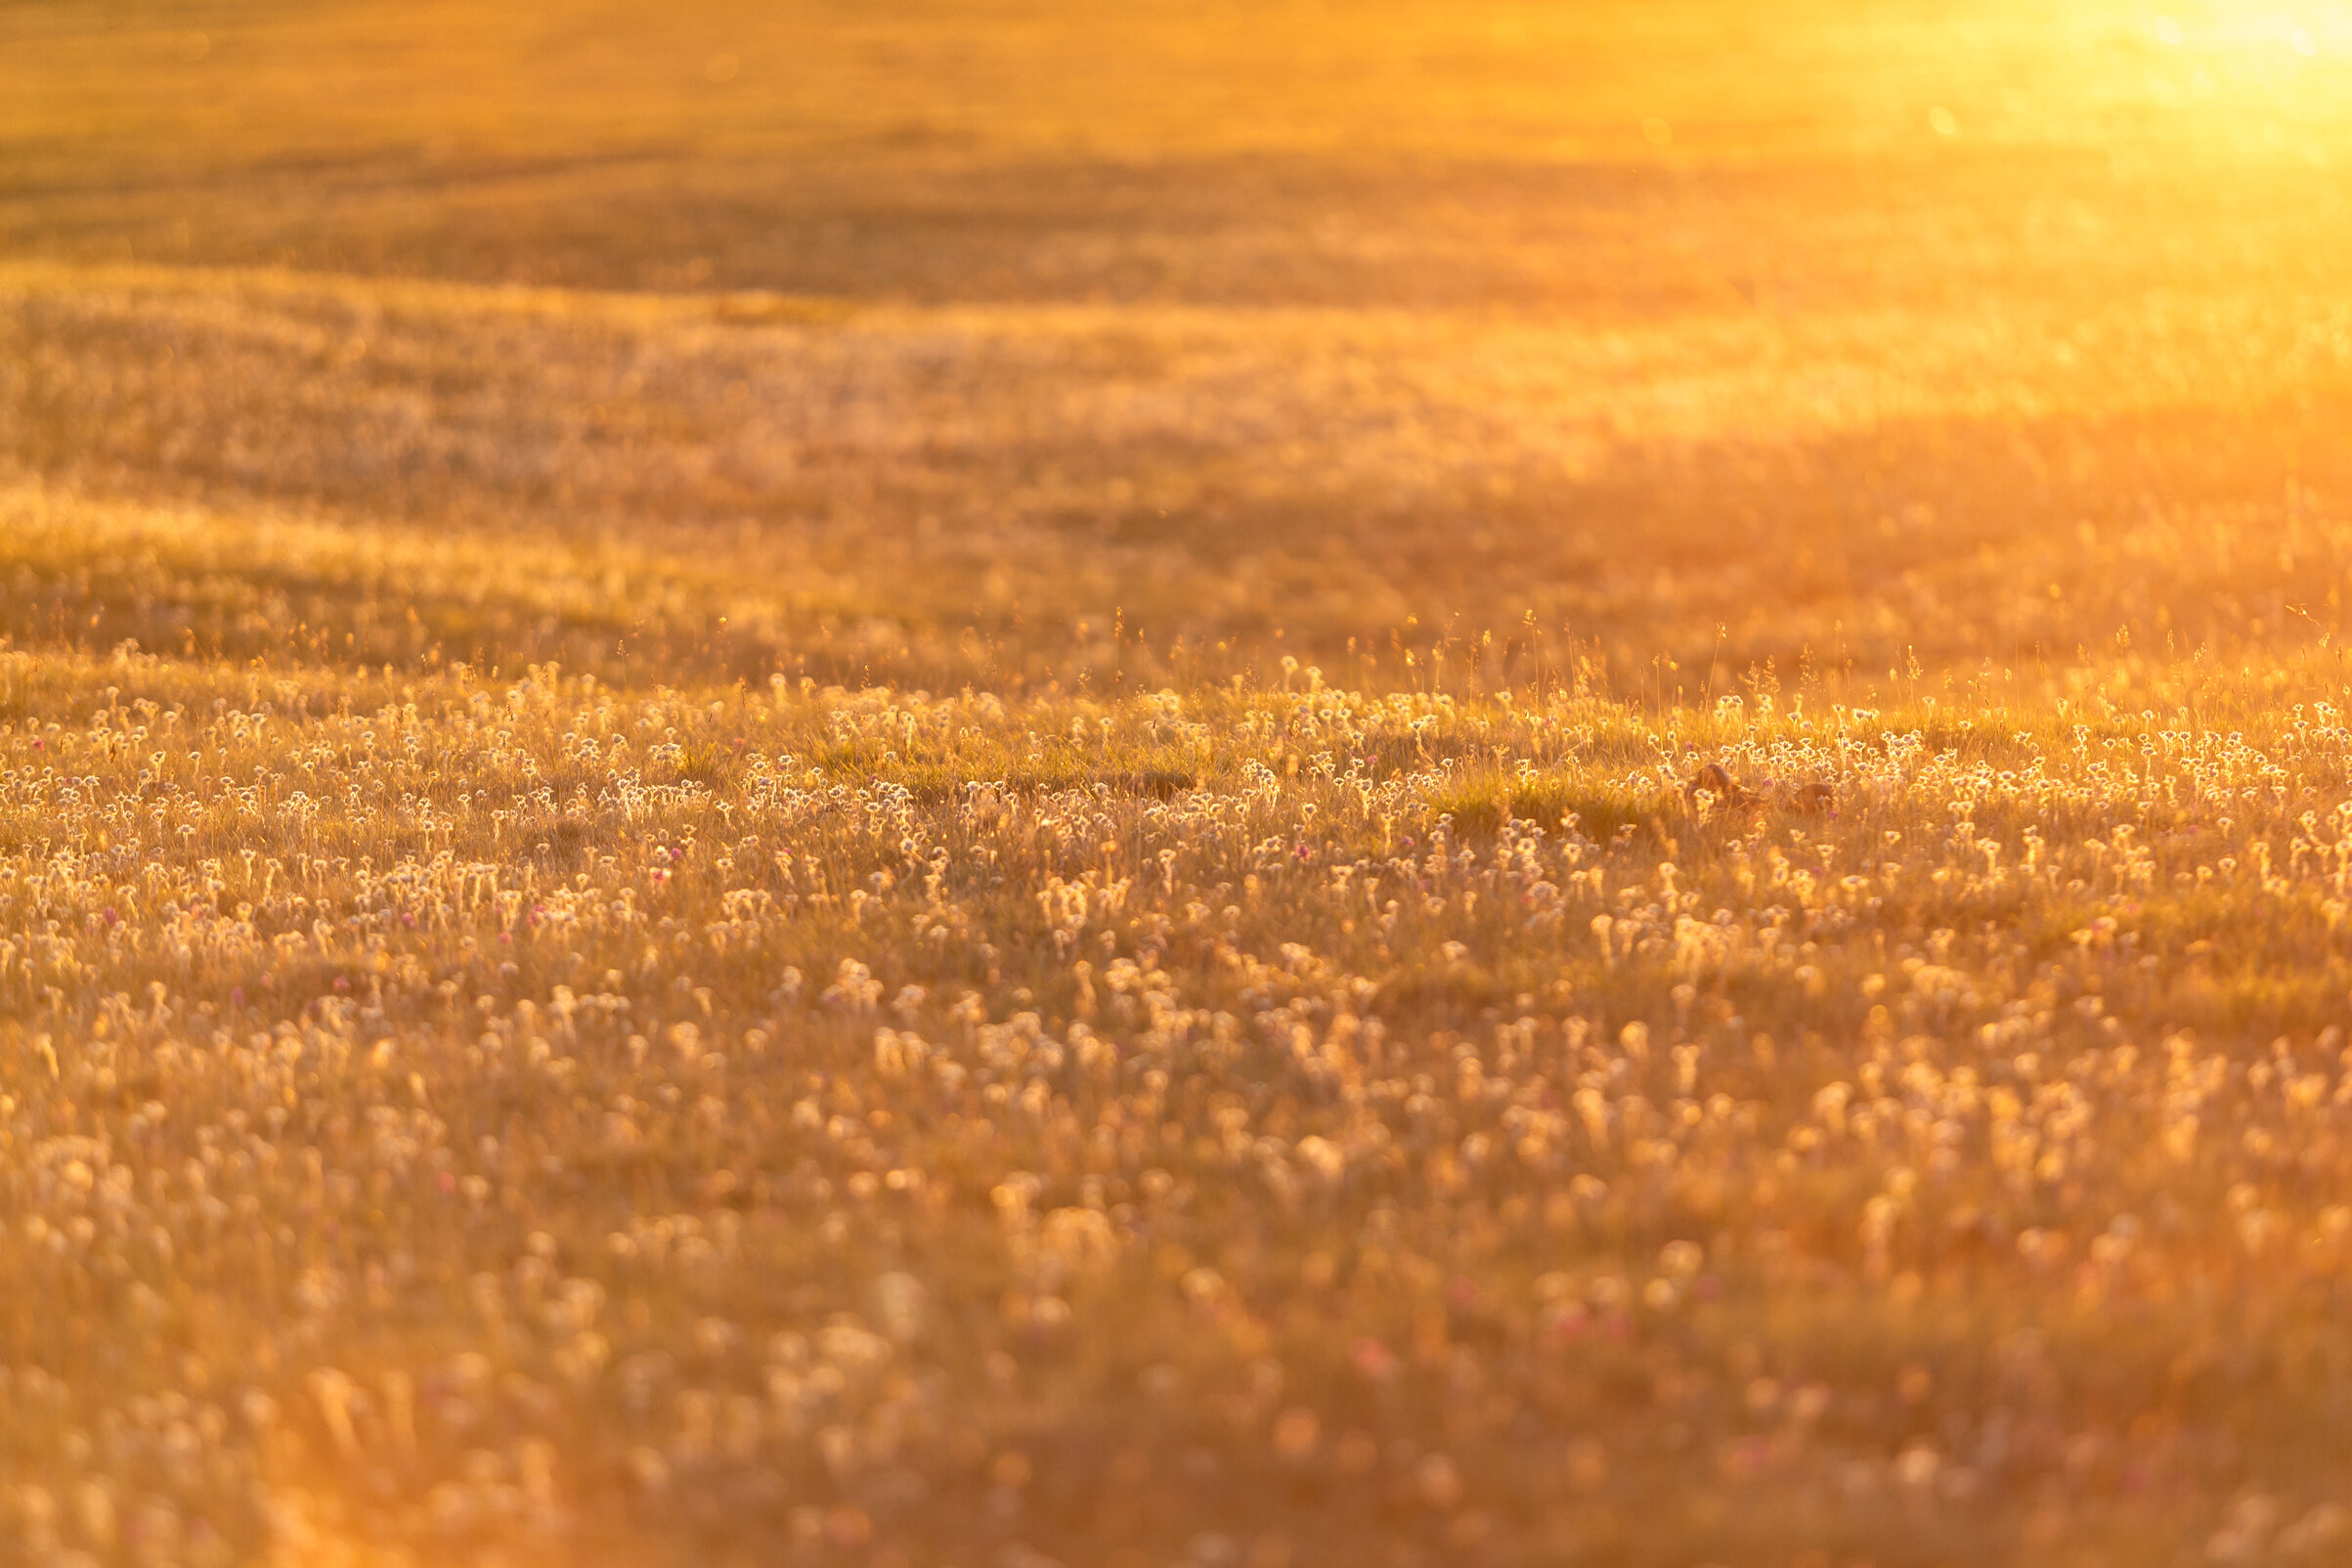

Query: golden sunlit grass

[7,3,2352,1566]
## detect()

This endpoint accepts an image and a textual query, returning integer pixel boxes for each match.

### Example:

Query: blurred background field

[9,5,2352,1568]
[8,0,2352,696]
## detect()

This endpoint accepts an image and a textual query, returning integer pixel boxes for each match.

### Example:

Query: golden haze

[4,3,2352,1567]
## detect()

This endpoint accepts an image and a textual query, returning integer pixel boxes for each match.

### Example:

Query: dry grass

[7,3,2352,1566]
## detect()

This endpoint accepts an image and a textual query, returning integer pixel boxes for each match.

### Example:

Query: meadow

[7,3,2352,1565]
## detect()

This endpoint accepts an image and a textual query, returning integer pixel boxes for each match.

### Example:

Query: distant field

[7,4,2352,1566]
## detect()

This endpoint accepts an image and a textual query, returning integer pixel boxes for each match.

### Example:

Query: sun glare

[2147,3,2351,84]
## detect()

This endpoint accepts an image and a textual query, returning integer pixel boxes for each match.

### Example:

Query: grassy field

[8,3,2352,1565]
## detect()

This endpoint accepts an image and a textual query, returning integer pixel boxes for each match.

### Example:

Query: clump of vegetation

[1421,764,1669,843]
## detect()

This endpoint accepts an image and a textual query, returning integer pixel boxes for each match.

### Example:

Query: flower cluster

[6,650,2352,1566]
